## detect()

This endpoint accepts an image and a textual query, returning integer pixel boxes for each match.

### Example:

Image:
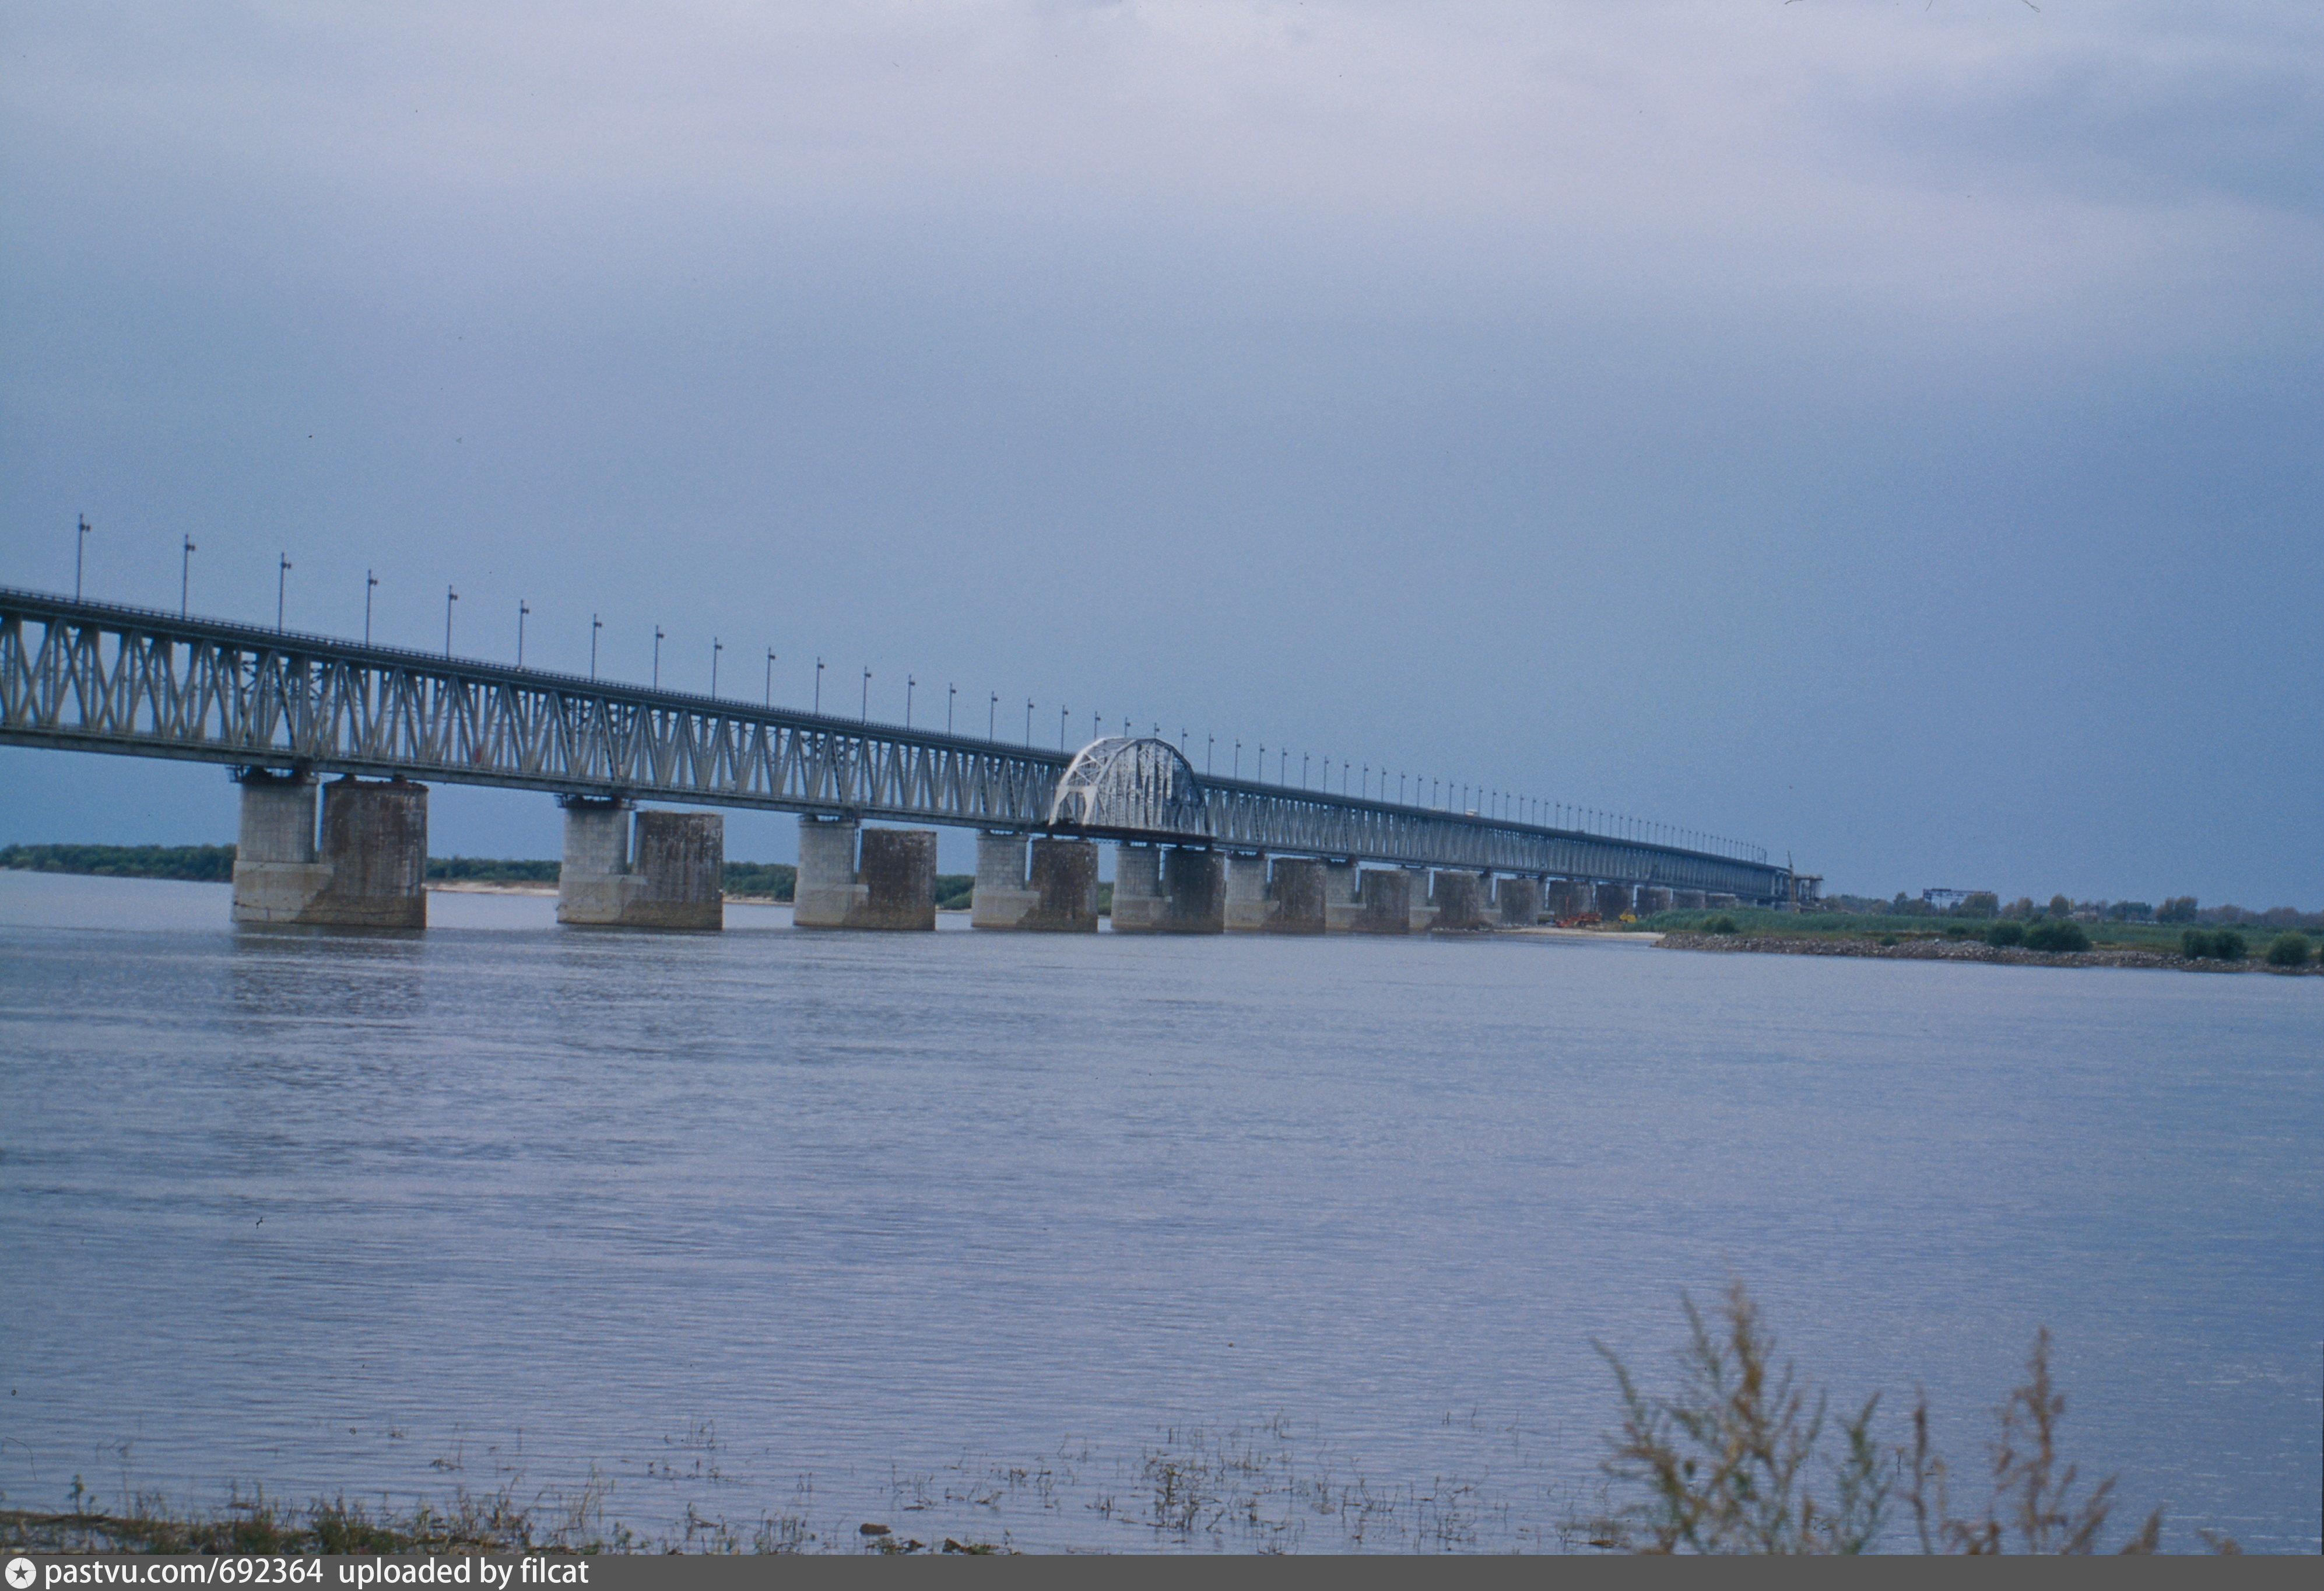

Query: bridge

[0,586,1802,931]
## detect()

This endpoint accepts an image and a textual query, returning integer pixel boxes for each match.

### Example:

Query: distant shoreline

[1654,930,2319,975]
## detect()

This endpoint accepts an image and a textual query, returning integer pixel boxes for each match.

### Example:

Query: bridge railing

[0,587,1791,900]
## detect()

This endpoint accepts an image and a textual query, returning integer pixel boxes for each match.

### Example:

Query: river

[2,871,2317,1551]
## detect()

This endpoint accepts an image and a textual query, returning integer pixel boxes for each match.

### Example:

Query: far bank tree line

[1820,888,2321,933]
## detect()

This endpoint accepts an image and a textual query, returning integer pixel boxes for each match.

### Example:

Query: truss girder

[0,590,1790,900]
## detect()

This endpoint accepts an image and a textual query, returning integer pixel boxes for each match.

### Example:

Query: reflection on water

[1,870,2318,1551]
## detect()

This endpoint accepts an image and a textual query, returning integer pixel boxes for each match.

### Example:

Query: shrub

[1705,914,1739,935]
[2022,919,2090,954]
[2266,931,2312,968]
[2180,928,2213,959]
[2212,929,2248,962]
[1878,934,1898,947]
[1985,921,2024,948]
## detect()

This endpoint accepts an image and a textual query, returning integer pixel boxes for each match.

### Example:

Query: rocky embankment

[1658,932,2321,974]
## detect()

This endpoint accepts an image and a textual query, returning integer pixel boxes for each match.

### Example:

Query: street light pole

[1059,704,1068,750]
[767,649,777,707]
[711,637,722,697]
[276,553,292,631]
[590,615,602,679]
[815,658,824,713]
[988,692,997,740]
[861,667,870,721]
[444,585,458,656]
[75,516,90,601]
[1024,698,1033,746]
[517,601,530,666]
[180,536,195,616]
[652,625,664,688]
[365,570,378,644]
[947,683,956,734]
[906,676,915,728]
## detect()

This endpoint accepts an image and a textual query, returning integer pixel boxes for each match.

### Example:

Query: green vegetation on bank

[0,842,236,882]
[1628,906,2281,958]
[428,856,557,884]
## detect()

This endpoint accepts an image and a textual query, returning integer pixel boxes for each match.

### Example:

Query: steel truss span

[0,589,1791,901]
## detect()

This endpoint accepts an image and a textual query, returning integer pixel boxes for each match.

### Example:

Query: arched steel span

[1047,736,1208,839]
[0,587,1793,901]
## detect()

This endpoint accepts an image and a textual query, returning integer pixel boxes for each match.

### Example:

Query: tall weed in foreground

[1592,1282,2217,1554]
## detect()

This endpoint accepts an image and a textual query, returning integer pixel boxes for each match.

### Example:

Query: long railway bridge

[1,586,1804,931]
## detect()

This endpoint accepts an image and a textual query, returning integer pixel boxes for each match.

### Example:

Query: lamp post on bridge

[651,625,664,687]
[75,516,91,601]
[907,676,915,728]
[445,586,458,657]
[861,667,871,723]
[276,554,292,632]
[1234,740,1242,778]
[590,614,602,679]
[815,658,824,713]
[365,570,378,645]
[1024,698,1034,746]
[1301,752,1309,789]
[1280,748,1288,784]
[518,601,530,666]
[1208,735,1214,775]
[179,536,196,618]
[947,683,956,733]
[767,649,778,708]
[711,637,722,697]
[1059,704,1068,751]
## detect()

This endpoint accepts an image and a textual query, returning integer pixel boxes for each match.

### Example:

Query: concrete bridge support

[1545,879,1585,919]
[1224,853,1270,931]
[1495,876,1543,927]
[793,817,934,930]
[1027,837,1100,930]
[970,833,1097,930]
[1405,868,1438,931]
[1158,848,1228,933]
[1595,882,1635,919]
[1266,857,1328,934]
[559,800,724,928]
[1322,860,1361,933]
[971,832,1039,930]
[233,770,427,927]
[1707,893,1740,910]
[1672,889,1707,910]
[1353,868,1413,934]
[1111,844,1164,931]
[1635,886,1673,916]
[1432,869,1488,930]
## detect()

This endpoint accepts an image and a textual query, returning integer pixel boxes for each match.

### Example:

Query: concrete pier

[1224,852,1270,931]
[1431,869,1488,930]
[1026,837,1100,931]
[971,832,1040,930]
[1546,879,1586,919]
[1405,868,1438,931]
[1353,867,1413,934]
[1495,875,1543,927]
[1111,844,1164,932]
[1595,882,1635,920]
[233,770,427,927]
[1158,847,1227,933]
[1322,860,1361,933]
[559,799,723,928]
[1635,886,1673,916]
[1672,889,1708,910]
[792,817,933,930]
[970,832,1098,930]
[1707,893,1740,910]
[1266,857,1328,934]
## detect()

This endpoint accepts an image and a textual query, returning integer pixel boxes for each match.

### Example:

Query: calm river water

[2,871,2318,1552]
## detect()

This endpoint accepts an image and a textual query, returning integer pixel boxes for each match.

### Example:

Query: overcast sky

[3,1,2318,906]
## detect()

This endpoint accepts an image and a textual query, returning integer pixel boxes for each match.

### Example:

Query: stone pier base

[1322,860,1360,933]
[792,818,933,930]
[1495,876,1543,927]
[1635,886,1673,916]
[559,800,723,928]
[1266,857,1327,934]
[1353,868,1413,934]
[1672,889,1708,910]
[1224,853,1270,931]
[232,770,427,927]
[970,833,1098,930]
[1111,844,1164,932]
[1158,849,1227,933]
[1595,882,1635,920]
[1431,870,1488,931]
